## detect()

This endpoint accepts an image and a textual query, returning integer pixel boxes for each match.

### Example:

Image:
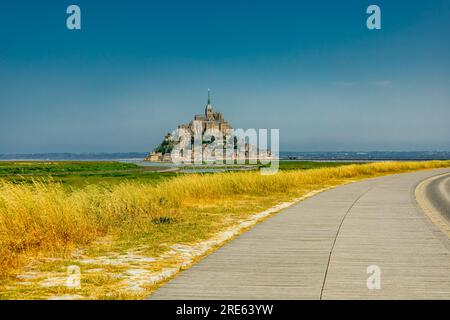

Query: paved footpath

[149,168,450,300]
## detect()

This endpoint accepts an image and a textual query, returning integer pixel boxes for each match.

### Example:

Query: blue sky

[0,0,449,153]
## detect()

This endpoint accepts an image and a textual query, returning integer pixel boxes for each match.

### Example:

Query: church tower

[205,89,213,120]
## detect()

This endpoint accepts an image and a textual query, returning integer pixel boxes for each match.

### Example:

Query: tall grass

[1,161,449,277]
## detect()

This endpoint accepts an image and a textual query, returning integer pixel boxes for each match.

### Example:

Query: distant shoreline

[1,151,450,162]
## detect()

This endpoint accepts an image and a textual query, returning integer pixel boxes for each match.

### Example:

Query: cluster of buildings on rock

[145,91,271,162]
[178,91,232,135]
[147,149,173,162]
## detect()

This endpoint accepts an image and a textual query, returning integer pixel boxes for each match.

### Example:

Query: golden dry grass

[1,160,449,280]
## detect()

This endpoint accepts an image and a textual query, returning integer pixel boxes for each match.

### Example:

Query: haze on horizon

[0,0,449,154]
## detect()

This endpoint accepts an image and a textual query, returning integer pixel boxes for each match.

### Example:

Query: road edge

[414,172,450,240]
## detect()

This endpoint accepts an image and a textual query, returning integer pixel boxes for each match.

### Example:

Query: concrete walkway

[149,168,450,300]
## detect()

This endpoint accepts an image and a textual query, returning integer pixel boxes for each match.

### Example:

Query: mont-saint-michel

[145,91,274,163]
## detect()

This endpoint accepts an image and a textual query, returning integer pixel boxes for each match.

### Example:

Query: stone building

[145,91,272,162]
[178,90,232,135]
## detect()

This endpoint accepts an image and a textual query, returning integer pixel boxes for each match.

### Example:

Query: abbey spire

[205,89,213,118]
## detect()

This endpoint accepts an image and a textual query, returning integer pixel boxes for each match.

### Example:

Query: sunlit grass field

[0,161,139,175]
[0,161,178,189]
[0,160,449,299]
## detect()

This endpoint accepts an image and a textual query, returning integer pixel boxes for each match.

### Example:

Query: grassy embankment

[0,161,177,188]
[0,160,449,299]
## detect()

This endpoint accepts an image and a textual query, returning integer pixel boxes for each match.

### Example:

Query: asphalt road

[149,168,450,300]
[424,173,450,222]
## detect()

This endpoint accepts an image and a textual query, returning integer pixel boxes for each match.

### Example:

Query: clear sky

[0,0,449,153]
